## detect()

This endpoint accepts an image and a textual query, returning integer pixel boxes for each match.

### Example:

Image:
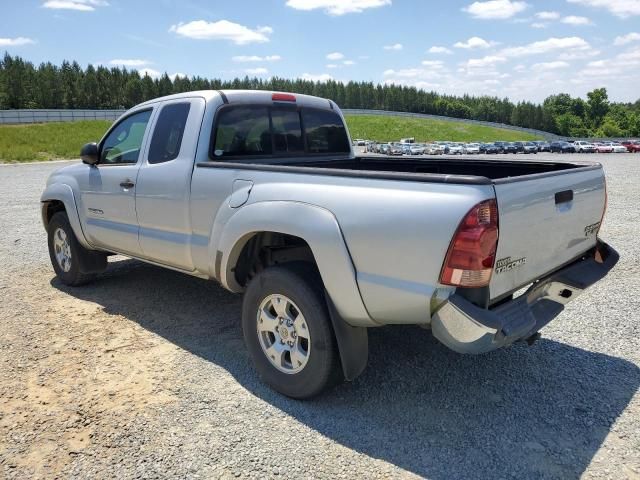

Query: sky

[1,0,640,103]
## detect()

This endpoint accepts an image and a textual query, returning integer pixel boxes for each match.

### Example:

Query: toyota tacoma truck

[41,90,618,398]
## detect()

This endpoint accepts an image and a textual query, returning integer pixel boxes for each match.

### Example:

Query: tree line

[1,53,639,137]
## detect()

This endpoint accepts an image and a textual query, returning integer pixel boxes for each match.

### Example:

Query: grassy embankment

[0,115,542,163]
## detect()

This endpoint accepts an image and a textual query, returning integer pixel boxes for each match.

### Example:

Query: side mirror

[81,142,99,165]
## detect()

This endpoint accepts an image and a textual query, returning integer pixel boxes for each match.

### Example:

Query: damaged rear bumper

[431,240,619,354]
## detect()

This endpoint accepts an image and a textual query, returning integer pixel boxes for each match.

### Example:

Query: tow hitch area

[431,241,618,354]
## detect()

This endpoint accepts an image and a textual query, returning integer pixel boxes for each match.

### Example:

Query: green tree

[586,87,609,129]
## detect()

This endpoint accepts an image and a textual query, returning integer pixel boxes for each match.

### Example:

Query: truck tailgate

[489,165,606,301]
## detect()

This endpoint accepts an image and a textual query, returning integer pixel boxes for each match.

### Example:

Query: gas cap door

[229,179,254,208]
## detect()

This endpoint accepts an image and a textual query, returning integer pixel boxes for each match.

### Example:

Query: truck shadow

[52,259,639,480]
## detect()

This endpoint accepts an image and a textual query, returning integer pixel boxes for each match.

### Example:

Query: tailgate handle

[555,190,573,204]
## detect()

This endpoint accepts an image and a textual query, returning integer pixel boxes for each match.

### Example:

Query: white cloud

[531,61,570,70]
[0,37,35,47]
[109,59,151,67]
[326,52,344,60]
[42,0,108,11]
[453,36,495,49]
[383,43,403,51]
[245,67,268,75]
[139,68,160,78]
[500,36,591,57]
[464,55,507,68]
[531,22,548,28]
[301,73,334,82]
[421,60,445,68]
[561,15,593,25]
[428,46,452,54]
[285,0,391,15]
[343,60,356,65]
[232,55,281,62]
[326,64,339,68]
[614,32,640,45]
[535,10,560,19]
[463,0,528,19]
[169,20,272,45]
[566,0,640,17]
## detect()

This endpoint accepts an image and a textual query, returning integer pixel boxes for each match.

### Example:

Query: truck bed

[202,156,597,184]
[295,156,592,182]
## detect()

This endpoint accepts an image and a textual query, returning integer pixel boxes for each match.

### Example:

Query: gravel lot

[0,154,638,479]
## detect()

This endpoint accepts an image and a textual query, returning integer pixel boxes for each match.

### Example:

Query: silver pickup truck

[41,90,618,398]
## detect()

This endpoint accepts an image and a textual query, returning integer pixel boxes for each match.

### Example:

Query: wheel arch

[41,183,92,249]
[216,201,374,328]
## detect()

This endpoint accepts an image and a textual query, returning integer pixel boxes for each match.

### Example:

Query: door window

[148,103,191,164]
[100,109,152,164]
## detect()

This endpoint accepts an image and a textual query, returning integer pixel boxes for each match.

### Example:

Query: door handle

[120,180,135,189]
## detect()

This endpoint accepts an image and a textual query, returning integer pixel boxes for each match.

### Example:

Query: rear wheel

[47,211,106,286]
[242,264,342,399]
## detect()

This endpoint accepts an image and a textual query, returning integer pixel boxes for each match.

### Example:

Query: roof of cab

[135,89,336,111]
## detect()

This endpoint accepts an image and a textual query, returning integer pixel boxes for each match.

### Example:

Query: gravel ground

[0,153,638,479]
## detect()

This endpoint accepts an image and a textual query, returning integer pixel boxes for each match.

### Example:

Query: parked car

[409,143,426,155]
[504,142,518,154]
[425,143,444,155]
[573,141,596,153]
[550,141,576,153]
[41,90,618,398]
[607,142,629,153]
[463,143,481,154]
[537,141,551,152]
[621,140,640,152]
[594,142,613,153]
[493,141,506,153]
[481,143,499,154]
[390,143,403,155]
[378,143,390,155]
[513,142,525,153]
[522,142,538,154]
[447,143,464,155]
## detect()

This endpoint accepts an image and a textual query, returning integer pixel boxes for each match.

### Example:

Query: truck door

[135,97,205,270]
[78,108,154,256]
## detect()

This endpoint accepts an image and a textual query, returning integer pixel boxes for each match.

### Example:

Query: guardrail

[0,107,561,139]
[0,109,125,124]
[342,109,562,140]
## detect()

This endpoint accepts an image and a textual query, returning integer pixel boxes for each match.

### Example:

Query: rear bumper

[431,240,619,354]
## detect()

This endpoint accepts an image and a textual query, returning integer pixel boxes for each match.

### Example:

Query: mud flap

[325,293,368,381]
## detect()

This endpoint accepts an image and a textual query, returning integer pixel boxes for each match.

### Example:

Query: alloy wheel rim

[256,294,310,374]
[53,227,72,273]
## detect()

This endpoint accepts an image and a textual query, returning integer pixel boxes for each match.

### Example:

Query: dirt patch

[0,267,177,478]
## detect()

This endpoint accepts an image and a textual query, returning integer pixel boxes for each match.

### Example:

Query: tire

[47,211,106,286]
[242,264,342,399]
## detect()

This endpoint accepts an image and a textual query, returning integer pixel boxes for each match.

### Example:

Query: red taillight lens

[272,93,296,102]
[440,199,499,288]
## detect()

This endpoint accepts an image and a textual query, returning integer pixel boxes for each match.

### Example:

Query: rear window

[302,109,351,154]
[272,109,304,154]
[210,105,350,159]
[213,106,272,158]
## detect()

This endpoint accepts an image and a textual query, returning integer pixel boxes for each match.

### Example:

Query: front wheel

[242,264,342,399]
[47,211,106,286]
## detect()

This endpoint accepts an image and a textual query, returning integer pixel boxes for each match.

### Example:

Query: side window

[212,106,271,158]
[301,109,351,154]
[271,109,303,154]
[100,109,152,165]
[148,103,191,164]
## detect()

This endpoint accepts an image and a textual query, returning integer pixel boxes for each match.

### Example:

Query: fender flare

[216,201,375,327]
[40,183,92,249]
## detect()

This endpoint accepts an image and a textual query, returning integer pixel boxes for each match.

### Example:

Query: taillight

[272,92,296,102]
[440,199,499,288]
